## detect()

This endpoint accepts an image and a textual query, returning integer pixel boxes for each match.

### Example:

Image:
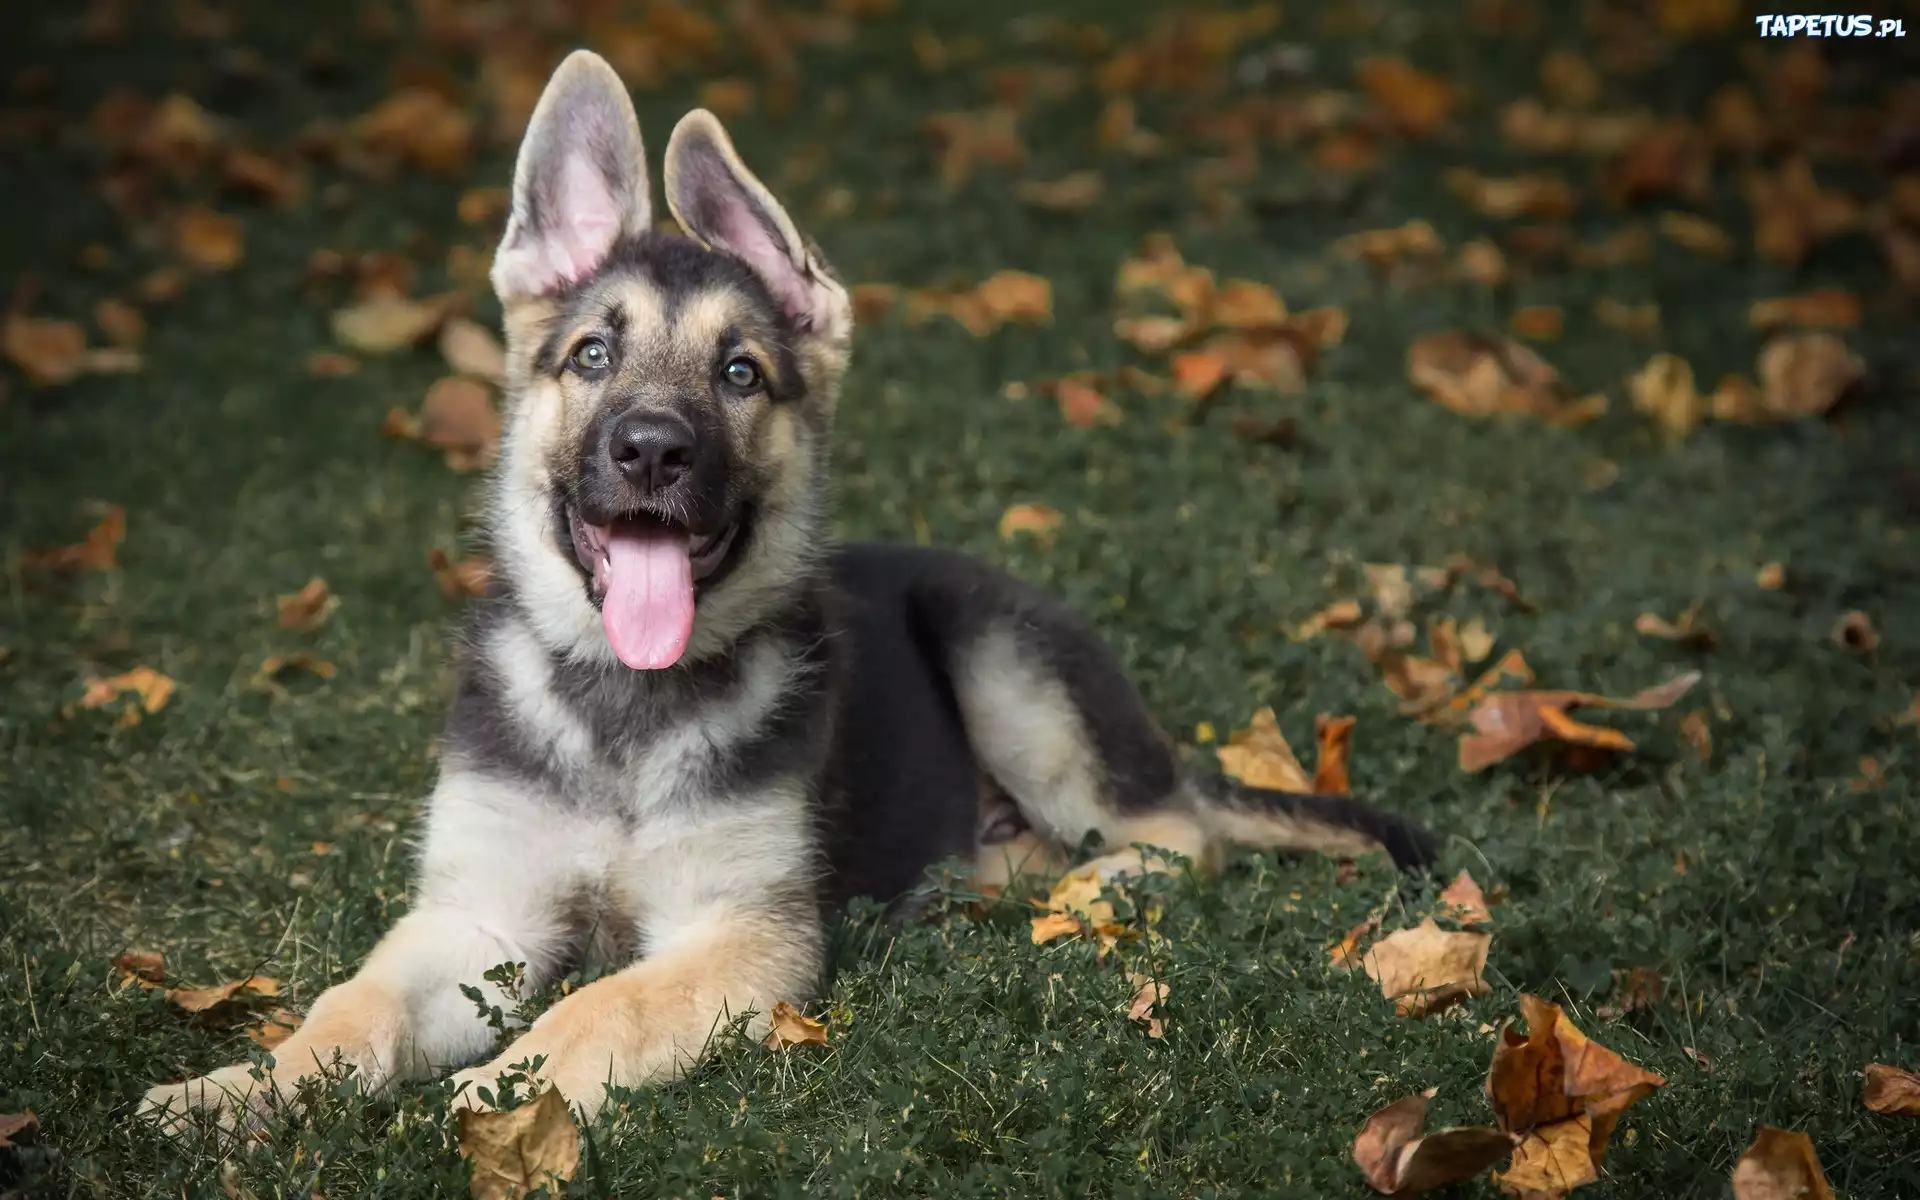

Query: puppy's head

[487,51,851,671]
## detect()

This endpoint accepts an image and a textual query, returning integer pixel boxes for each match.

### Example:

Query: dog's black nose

[608,411,695,494]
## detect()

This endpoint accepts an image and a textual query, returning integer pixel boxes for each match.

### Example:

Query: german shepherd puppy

[142,51,1434,1131]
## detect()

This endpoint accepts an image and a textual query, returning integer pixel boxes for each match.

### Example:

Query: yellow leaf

[763,1001,829,1049]
[1216,707,1313,793]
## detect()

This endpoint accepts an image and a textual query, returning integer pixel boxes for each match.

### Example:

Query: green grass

[3,0,1918,1195]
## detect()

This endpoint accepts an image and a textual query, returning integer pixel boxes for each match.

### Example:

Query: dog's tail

[1187,773,1438,872]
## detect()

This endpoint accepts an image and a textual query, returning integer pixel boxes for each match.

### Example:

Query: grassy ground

[3,0,1918,1196]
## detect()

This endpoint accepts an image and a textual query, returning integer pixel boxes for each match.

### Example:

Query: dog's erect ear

[491,50,651,302]
[664,109,849,338]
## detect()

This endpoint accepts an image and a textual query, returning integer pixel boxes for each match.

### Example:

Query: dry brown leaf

[1430,618,1465,676]
[4,315,88,385]
[1496,1115,1600,1195]
[998,503,1061,541]
[1029,911,1082,945]
[1458,671,1701,772]
[331,293,459,355]
[1294,599,1366,641]
[1659,211,1735,258]
[1635,604,1714,649]
[1213,279,1287,327]
[257,653,336,683]
[1863,1064,1920,1116]
[246,1007,303,1049]
[94,298,146,347]
[1448,170,1578,220]
[419,377,501,470]
[1354,1090,1515,1196]
[1628,352,1707,440]
[1749,290,1860,331]
[1217,707,1314,793]
[1746,158,1858,268]
[0,1111,37,1149]
[1016,170,1103,213]
[1407,332,1597,425]
[1357,57,1453,136]
[763,1001,829,1049]
[1361,917,1491,1017]
[113,948,166,986]
[430,549,492,600]
[166,974,280,1014]
[1313,714,1355,795]
[1125,972,1166,1039]
[354,87,475,176]
[221,149,305,208]
[1540,51,1600,108]
[1118,315,1198,355]
[307,351,360,377]
[1457,239,1510,287]
[1330,917,1381,971]
[1832,610,1877,654]
[438,317,506,385]
[174,207,243,271]
[1756,332,1862,421]
[1730,1127,1834,1200]
[1595,966,1666,1020]
[923,107,1024,188]
[1057,379,1123,429]
[1338,221,1445,268]
[1439,870,1493,926]
[1488,994,1668,1173]
[23,506,125,571]
[457,1087,580,1200]
[1594,298,1660,336]
[849,282,899,325]
[277,577,338,632]
[1206,326,1314,393]
[1679,709,1712,759]
[1509,306,1563,341]
[909,270,1052,336]
[79,667,175,723]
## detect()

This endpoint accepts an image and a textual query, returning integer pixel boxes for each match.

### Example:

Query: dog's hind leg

[910,554,1435,881]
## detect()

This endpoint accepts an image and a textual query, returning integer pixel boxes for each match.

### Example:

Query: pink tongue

[600,522,695,670]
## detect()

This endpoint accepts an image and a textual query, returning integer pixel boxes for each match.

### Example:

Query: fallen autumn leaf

[457,1087,580,1200]
[764,1001,829,1049]
[1354,1090,1515,1196]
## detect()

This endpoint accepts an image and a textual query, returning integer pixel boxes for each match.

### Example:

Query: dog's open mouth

[565,506,742,671]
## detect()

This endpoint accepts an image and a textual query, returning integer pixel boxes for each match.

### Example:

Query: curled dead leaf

[998,503,1061,541]
[1863,1063,1920,1116]
[256,653,336,683]
[419,377,501,470]
[1628,352,1707,440]
[174,207,243,271]
[430,549,492,600]
[166,974,280,1015]
[331,293,459,354]
[1407,332,1598,426]
[1125,972,1166,1039]
[1756,332,1863,421]
[23,506,125,571]
[1831,610,1877,654]
[79,667,175,723]
[1354,1090,1515,1196]
[277,577,338,632]
[1635,603,1714,649]
[763,1001,829,1049]
[113,948,166,986]
[1312,714,1355,794]
[1659,211,1735,258]
[1056,379,1123,429]
[1749,289,1860,331]
[246,1006,303,1050]
[354,87,475,176]
[1216,707,1313,793]
[1730,1126,1834,1200]
[457,1087,580,1200]
[1438,870,1493,926]
[438,317,506,385]
[1360,917,1491,1017]
[908,270,1052,336]
[1488,994,1667,1173]
[1496,1115,1600,1195]
[1016,170,1104,213]
[1458,671,1700,772]
[4,315,88,385]
[1356,57,1453,137]
[94,298,146,347]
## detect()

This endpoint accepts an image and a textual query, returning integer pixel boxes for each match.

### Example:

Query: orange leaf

[1356,57,1452,136]
[23,506,125,571]
[1057,379,1123,429]
[79,667,176,720]
[3,315,88,385]
[277,577,338,632]
[1438,870,1493,926]
[1487,994,1667,1168]
[1217,707,1313,793]
[998,503,1061,541]
[430,549,492,600]
[1312,714,1355,794]
[174,207,243,270]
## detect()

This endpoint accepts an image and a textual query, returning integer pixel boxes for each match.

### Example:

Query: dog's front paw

[139,1064,269,1136]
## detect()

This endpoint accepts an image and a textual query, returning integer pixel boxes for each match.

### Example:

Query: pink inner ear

[496,153,625,297]
[710,202,815,326]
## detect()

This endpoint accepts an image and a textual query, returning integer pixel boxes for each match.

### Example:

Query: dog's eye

[571,338,612,373]
[722,356,762,391]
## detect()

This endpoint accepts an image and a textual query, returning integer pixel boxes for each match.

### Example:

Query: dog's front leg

[450,907,821,1122]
